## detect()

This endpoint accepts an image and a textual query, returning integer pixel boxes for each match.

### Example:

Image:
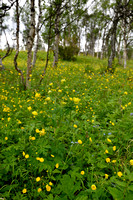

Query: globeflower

[35,93,41,98]
[73,97,80,104]
[38,188,42,192]
[117,171,123,177]
[81,171,85,175]
[113,146,116,151]
[45,97,51,101]
[22,188,27,193]
[130,160,133,165]
[46,184,51,192]
[32,111,38,116]
[36,177,41,182]
[27,106,32,111]
[55,163,59,168]
[91,184,96,190]
[105,174,109,179]
[106,158,110,163]
[25,154,29,159]
[73,124,77,128]
[78,140,82,144]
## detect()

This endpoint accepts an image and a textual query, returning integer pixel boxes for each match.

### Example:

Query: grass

[0,51,133,200]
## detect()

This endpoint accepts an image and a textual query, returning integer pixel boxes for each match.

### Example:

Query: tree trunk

[26,0,35,89]
[32,0,42,68]
[123,16,127,68]
[117,33,121,64]
[14,0,25,88]
[53,4,61,68]
[108,14,119,72]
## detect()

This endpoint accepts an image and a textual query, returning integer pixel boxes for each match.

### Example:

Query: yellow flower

[55,163,59,168]
[92,119,94,123]
[25,154,29,159]
[105,174,109,179]
[107,138,111,143]
[124,91,128,95]
[112,160,116,163]
[106,158,110,163]
[5,137,8,140]
[73,124,77,128]
[45,97,51,101]
[22,151,25,156]
[58,89,62,92]
[39,158,44,162]
[32,111,38,116]
[35,93,41,98]
[8,117,11,121]
[113,146,116,151]
[91,184,96,190]
[117,171,123,177]
[27,106,32,111]
[46,184,51,192]
[36,128,40,133]
[22,188,27,193]
[39,128,46,136]
[130,160,133,165]
[38,188,42,192]
[49,83,53,86]
[105,149,108,154]
[49,182,53,186]
[73,97,80,104]
[81,171,85,175]
[61,79,66,83]
[36,177,41,182]
[89,137,92,142]
[51,154,54,157]
[78,140,82,144]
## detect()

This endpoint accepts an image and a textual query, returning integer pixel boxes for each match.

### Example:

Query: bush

[59,45,79,61]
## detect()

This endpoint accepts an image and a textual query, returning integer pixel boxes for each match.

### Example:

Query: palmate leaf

[60,174,81,198]
[108,186,124,200]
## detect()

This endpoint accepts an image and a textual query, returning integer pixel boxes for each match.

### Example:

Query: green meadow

[0,51,133,200]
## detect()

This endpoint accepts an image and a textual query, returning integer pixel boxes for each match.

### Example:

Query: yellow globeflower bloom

[130,160,133,165]
[55,163,59,168]
[25,154,29,159]
[107,138,111,143]
[5,137,8,140]
[22,188,27,193]
[91,184,96,190]
[81,171,85,175]
[35,93,41,98]
[27,106,32,111]
[113,146,116,151]
[36,177,41,182]
[117,171,123,177]
[73,124,77,128]
[106,158,110,163]
[38,188,42,192]
[49,182,53,186]
[32,111,38,116]
[78,140,82,144]
[39,158,44,162]
[105,174,109,179]
[105,149,108,154]
[46,184,51,192]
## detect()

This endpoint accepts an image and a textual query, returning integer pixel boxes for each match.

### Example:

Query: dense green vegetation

[0,51,133,199]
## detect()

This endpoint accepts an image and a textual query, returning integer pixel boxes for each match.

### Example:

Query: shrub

[59,45,79,61]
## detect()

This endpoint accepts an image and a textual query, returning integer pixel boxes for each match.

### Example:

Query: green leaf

[108,186,124,200]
